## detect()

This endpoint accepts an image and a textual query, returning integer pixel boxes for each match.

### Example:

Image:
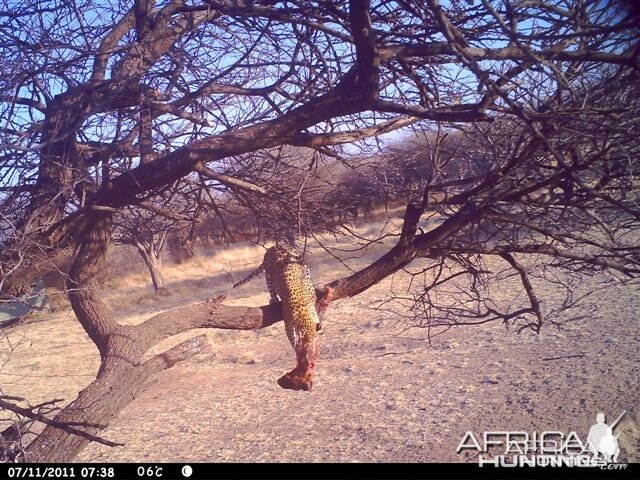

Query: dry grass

[99,207,405,315]
[1,212,639,463]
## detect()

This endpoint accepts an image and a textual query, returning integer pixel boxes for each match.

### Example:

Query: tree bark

[26,334,211,462]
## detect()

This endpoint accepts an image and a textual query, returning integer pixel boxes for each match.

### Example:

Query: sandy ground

[1,215,639,463]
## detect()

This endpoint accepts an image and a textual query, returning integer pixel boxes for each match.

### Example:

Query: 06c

[137,466,163,478]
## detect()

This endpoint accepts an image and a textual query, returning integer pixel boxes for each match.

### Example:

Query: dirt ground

[1,216,639,463]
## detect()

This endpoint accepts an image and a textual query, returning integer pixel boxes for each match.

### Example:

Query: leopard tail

[233,264,265,289]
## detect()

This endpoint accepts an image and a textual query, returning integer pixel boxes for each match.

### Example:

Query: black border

[1,463,638,480]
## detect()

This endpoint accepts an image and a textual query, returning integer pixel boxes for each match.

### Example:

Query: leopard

[233,241,322,391]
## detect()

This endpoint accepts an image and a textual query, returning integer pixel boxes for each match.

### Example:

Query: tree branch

[371,100,492,122]
[380,43,639,67]
[194,163,268,195]
[289,116,421,147]
[0,398,122,448]
[500,252,543,331]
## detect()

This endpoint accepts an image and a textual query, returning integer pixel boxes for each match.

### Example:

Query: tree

[0,0,638,461]
[114,209,171,293]
[113,181,200,293]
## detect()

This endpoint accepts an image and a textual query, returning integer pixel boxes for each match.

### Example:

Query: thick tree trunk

[26,213,130,460]
[26,335,211,462]
[23,214,213,462]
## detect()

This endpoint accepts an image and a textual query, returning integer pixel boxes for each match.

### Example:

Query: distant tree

[0,0,638,461]
[114,209,171,293]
